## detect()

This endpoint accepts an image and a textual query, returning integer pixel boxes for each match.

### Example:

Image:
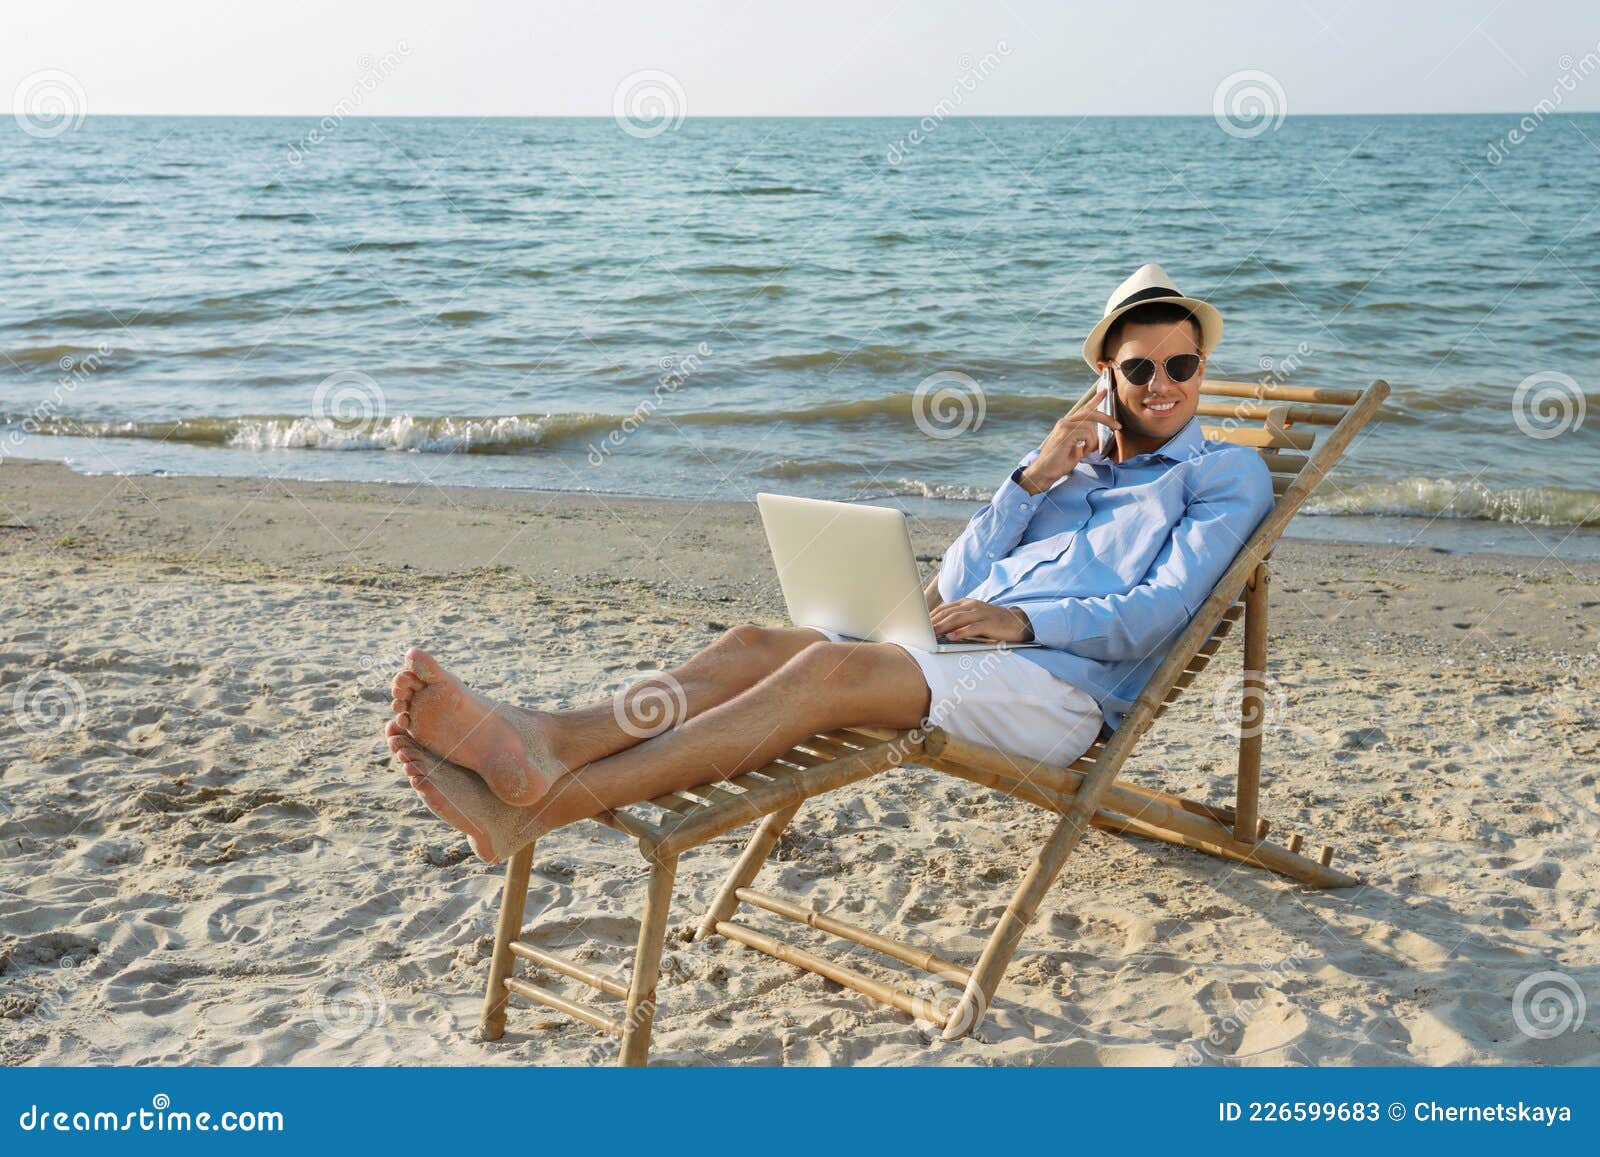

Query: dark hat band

[1110,285,1184,313]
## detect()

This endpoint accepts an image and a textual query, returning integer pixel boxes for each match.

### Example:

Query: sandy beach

[2,457,1597,1067]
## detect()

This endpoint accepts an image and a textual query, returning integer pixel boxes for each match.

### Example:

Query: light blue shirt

[937,417,1274,732]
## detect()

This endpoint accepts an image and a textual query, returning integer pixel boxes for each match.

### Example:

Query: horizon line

[45,110,1600,120]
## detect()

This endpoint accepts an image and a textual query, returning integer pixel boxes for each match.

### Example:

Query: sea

[3,114,1597,557]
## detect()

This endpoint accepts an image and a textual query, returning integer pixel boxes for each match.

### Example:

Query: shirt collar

[1094,417,1206,467]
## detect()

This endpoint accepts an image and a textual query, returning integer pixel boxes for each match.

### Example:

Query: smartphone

[1097,369,1117,455]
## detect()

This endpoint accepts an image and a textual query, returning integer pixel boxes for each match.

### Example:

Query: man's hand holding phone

[1016,383,1120,496]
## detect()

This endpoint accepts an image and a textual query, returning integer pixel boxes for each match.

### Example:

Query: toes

[390,671,421,703]
[404,647,446,685]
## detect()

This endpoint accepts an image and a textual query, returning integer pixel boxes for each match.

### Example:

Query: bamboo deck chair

[477,377,1389,1064]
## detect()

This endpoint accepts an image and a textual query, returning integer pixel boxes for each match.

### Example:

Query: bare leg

[389,625,822,806]
[541,624,827,765]
[395,640,932,858]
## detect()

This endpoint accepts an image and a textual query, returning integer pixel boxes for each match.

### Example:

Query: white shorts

[818,632,1103,766]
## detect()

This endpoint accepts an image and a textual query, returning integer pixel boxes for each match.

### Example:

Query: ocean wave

[754,458,870,479]
[708,186,826,196]
[8,413,620,454]
[7,392,1077,453]
[1302,478,1600,528]
[851,478,992,502]
[682,263,789,276]
[4,343,113,367]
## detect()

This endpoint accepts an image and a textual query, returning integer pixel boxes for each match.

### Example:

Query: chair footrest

[509,940,628,999]
[735,888,968,983]
[503,976,622,1035]
[715,920,950,1025]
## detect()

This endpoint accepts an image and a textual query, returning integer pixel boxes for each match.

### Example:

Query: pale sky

[7,0,1600,117]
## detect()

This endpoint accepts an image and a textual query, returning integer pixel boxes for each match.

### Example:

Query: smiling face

[1097,317,1205,455]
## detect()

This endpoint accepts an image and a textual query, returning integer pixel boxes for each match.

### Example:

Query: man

[386,264,1274,863]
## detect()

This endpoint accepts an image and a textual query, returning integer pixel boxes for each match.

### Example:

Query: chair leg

[479,842,537,1041]
[695,802,803,941]
[618,850,678,1066]
[1234,561,1269,842]
[942,807,1098,1041]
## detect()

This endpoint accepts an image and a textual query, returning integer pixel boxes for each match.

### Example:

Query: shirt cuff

[1015,599,1077,650]
[997,466,1046,513]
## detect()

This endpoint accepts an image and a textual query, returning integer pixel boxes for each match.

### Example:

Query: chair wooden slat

[1195,399,1347,425]
[688,783,744,808]
[645,792,700,815]
[1201,424,1316,451]
[1200,378,1363,406]
[1259,450,1310,474]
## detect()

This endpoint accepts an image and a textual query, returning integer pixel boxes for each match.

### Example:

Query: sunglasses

[1113,353,1202,387]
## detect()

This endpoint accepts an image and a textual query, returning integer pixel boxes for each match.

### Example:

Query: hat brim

[1082,295,1223,370]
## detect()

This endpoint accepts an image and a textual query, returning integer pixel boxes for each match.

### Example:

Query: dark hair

[1103,301,1201,357]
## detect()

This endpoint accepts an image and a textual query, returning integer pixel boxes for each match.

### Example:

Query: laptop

[756,493,1039,653]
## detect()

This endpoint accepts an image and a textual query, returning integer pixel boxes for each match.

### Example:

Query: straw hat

[1081,263,1223,369]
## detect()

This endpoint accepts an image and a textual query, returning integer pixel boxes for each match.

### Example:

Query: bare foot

[391,647,565,806]
[388,721,544,863]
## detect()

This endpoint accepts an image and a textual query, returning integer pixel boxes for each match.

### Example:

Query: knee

[718,623,779,654]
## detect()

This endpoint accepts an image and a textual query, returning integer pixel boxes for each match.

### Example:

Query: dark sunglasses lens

[1166,354,1201,382]
[1119,358,1156,386]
